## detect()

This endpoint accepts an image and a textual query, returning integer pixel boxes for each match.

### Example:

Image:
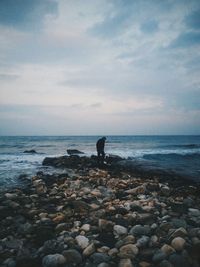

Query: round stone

[83,243,96,256]
[119,244,139,259]
[130,225,150,236]
[42,254,66,267]
[118,258,134,267]
[161,244,175,256]
[114,225,128,236]
[171,237,185,251]
[75,235,89,249]
[62,249,82,266]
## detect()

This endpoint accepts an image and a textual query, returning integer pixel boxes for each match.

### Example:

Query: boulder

[23,150,37,154]
[66,149,84,155]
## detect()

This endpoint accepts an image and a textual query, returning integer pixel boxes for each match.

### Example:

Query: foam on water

[0,135,200,187]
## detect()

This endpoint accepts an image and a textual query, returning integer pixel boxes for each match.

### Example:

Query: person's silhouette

[96,137,106,164]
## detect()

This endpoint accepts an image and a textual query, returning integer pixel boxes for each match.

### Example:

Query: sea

[0,135,200,188]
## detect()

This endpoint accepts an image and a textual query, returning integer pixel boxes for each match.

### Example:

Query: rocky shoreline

[0,155,200,267]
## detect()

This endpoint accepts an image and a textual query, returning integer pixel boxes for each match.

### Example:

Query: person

[96,137,106,164]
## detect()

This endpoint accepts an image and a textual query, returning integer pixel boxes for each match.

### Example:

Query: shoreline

[0,155,200,267]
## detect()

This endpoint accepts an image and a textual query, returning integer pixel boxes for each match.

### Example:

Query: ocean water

[0,135,200,188]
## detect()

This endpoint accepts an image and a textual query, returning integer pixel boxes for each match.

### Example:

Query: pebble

[118,258,134,267]
[130,225,151,236]
[136,236,149,248]
[75,235,89,249]
[171,237,186,251]
[80,223,91,232]
[42,254,66,267]
[114,225,128,236]
[118,244,139,259]
[0,155,200,267]
[152,250,166,263]
[161,244,175,256]
[90,253,111,264]
[62,249,82,266]
[188,208,200,217]
[83,243,96,256]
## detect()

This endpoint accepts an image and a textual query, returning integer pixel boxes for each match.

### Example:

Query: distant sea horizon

[0,135,200,189]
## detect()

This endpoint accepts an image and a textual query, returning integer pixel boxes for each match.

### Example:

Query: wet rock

[75,235,89,249]
[161,244,175,256]
[130,225,151,236]
[81,224,91,232]
[67,149,84,155]
[118,258,134,267]
[170,201,188,213]
[136,236,149,248]
[168,253,190,267]
[2,258,16,267]
[4,193,18,200]
[160,186,170,196]
[114,225,128,237]
[139,262,151,267]
[159,260,173,267]
[23,150,37,154]
[118,244,138,259]
[90,253,111,265]
[168,227,187,240]
[83,243,96,257]
[97,263,110,267]
[97,232,116,248]
[55,223,68,233]
[152,250,166,263]
[41,240,65,255]
[188,208,200,217]
[125,185,146,195]
[4,239,23,249]
[99,219,114,232]
[34,224,55,246]
[17,222,33,235]
[171,218,187,229]
[171,237,185,251]
[42,254,66,267]
[62,249,82,266]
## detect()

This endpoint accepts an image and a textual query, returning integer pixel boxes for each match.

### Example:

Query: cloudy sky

[0,0,200,135]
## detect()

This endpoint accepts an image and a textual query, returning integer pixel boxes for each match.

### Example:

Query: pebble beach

[0,155,200,267]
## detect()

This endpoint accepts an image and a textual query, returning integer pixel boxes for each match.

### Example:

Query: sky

[0,0,200,135]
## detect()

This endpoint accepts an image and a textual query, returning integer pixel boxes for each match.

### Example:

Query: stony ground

[0,155,200,267]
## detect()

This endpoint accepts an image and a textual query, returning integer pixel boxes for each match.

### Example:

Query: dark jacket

[96,138,106,152]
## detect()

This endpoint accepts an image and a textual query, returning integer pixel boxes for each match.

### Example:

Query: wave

[143,152,200,161]
[160,144,200,149]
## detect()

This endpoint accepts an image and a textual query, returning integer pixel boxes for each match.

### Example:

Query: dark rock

[171,219,187,229]
[159,260,173,267]
[139,248,156,261]
[34,224,55,246]
[42,254,66,267]
[152,250,167,263]
[97,232,116,248]
[41,240,65,255]
[62,249,82,266]
[130,225,151,236]
[23,150,37,154]
[90,253,111,265]
[67,149,84,155]
[168,253,190,267]
[170,201,188,213]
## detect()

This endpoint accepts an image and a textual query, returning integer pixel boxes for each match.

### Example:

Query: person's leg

[97,151,101,163]
[102,151,105,163]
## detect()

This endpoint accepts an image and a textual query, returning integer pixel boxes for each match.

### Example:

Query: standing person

[96,137,106,164]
